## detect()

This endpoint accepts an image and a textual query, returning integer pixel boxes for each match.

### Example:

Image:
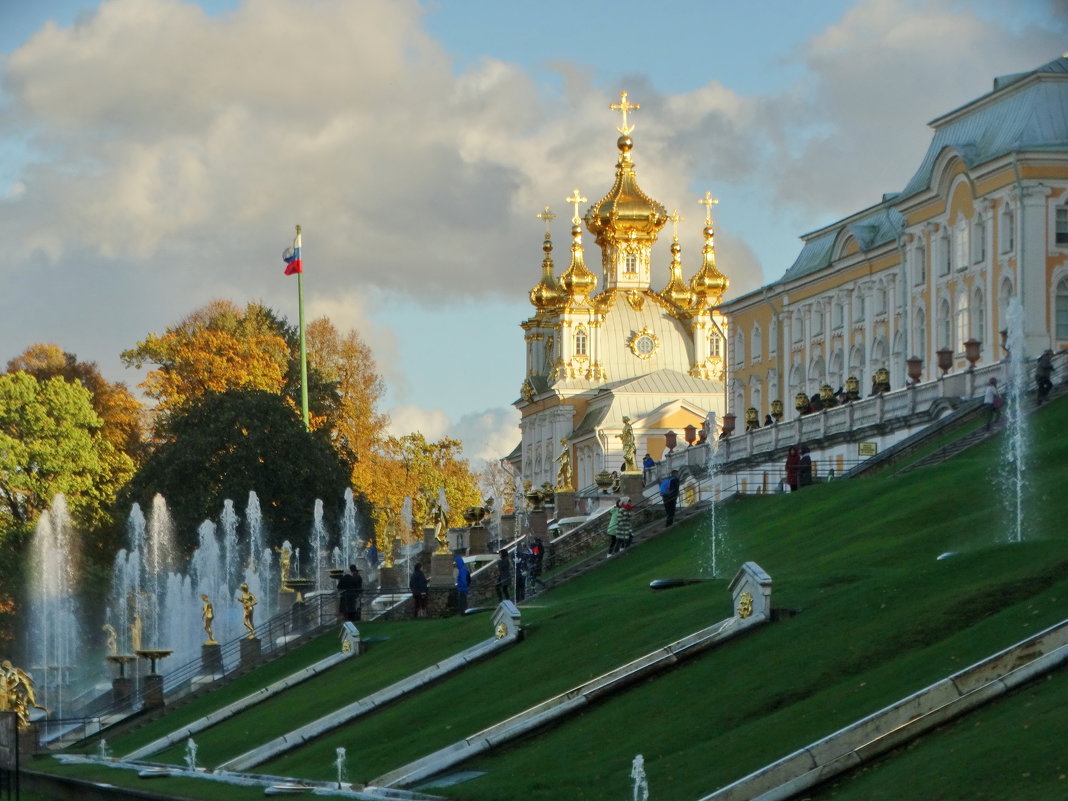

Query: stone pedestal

[528,507,548,538]
[112,676,134,710]
[429,553,456,587]
[423,526,437,554]
[467,525,489,554]
[499,513,516,543]
[378,566,400,591]
[201,643,223,675]
[554,491,577,518]
[141,674,165,710]
[620,472,644,501]
[290,599,311,630]
[239,637,261,668]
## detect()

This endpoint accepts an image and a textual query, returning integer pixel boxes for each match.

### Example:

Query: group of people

[784,446,813,492]
[606,496,634,556]
[495,538,545,602]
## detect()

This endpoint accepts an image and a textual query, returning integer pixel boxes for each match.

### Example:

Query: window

[734,331,746,366]
[1057,277,1068,340]
[769,318,778,354]
[792,314,803,343]
[1001,206,1015,253]
[915,314,926,358]
[973,289,985,346]
[955,294,969,352]
[973,216,985,263]
[710,331,722,357]
[939,234,951,276]
[751,325,762,362]
[854,293,865,322]
[914,243,926,285]
[875,288,887,317]
[812,309,824,336]
[833,302,844,329]
[954,223,969,270]
[1057,207,1068,245]
[939,299,951,350]
[624,253,637,273]
[575,327,587,357]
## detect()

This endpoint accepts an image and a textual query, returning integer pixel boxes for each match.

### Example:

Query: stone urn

[907,356,923,383]
[594,469,614,493]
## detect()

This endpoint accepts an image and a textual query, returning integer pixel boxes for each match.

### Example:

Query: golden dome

[660,240,694,310]
[690,224,729,308]
[558,223,597,300]
[529,236,563,311]
[584,135,668,248]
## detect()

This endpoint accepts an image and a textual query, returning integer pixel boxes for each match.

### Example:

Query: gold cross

[669,209,685,241]
[536,206,557,237]
[566,189,587,224]
[698,191,719,225]
[610,91,639,135]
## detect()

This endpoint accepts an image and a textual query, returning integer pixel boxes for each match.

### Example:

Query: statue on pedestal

[102,623,118,655]
[0,660,46,730]
[237,583,258,639]
[555,438,574,490]
[618,416,637,472]
[201,594,217,644]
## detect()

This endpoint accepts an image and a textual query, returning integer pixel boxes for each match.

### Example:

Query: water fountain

[335,746,348,789]
[1000,296,1029,544]
[184,737,199,772]
[631,754,649,801]
[26,495,82,736]
[699,431,728,577]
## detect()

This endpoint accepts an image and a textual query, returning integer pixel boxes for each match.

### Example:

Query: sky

[1,0,1065,468]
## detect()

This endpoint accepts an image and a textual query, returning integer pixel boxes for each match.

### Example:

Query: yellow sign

[858,442,878,457]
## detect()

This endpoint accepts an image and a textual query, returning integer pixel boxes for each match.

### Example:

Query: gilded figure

[237,583,258,639]
[555,438,574,490]
[201,594,217,644]
[618,416,637,472]
[0,660,46,730]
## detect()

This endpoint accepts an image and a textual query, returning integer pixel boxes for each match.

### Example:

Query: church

[506,94,731,492]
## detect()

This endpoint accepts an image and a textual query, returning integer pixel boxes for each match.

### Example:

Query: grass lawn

[33,396,1068,801]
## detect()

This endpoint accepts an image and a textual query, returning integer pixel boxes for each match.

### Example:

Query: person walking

[495,548,512,601]
[606,499,622,556]
[617,496,634,551]
[337,564,362,622]
[785,446,801,492]
[983,377,1002,430]
[798,446,813,488]
[659,470,680,527]
[409,563,429,618]
[1036,349,1054,404]
[454,555,470,614]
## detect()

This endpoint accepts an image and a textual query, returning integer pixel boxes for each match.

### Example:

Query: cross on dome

[698,191,719,226]
[566,189,587,224]
[610,91,639,135]
[537,206,557,237]
[669,209,685,241]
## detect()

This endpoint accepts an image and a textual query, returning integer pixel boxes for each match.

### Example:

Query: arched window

[1057,277,1068,340]
[1056,204,1068,246]
[915,312,926,359]
[972,288,985,346]
[914,242,927,285]
[709,330,722,357]
[973,215,986,263]
[1000,204,1015,253]
[939,299,951,350]
[769,317,778,353]
[574,327,587,357]
[751,325,762,362]
[624,253,637,273]
[955,293,970,351]
[792,314,803,343]
[939,232,952,275]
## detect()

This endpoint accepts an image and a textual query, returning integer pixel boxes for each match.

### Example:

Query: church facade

[509,95,730,492]
[722,56,1068,422]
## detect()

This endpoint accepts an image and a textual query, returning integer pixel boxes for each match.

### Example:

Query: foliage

[7,343,146,462]
[364,433,481,542]
[0,372,134,531]
[478,459,518,514]
[117,389,352,553]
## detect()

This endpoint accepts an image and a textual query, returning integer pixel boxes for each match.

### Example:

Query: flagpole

[295,224,310,431]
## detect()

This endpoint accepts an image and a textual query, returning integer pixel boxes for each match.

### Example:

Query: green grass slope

[33,397,1068,801]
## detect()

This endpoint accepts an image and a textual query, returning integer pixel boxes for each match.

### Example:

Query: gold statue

[237,583,258,639]
[102,623,118,655]
[130,613,143,652]
[276,543,292,581]
[555,438,574,490]
[201,594,217,645]
[432,505,450,556]
[0,660,46,731]
[618,416,637,472]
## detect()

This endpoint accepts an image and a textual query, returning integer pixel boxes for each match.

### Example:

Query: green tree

[0,372,133,531]
[118,389,352,553]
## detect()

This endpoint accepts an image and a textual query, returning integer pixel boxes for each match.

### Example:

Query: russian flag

[283,230,302,275]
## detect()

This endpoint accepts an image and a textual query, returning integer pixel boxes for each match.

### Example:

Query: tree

[367,433,481,542]
[7,343,145,462]
[118,389,352,553]
[0,372,134,531]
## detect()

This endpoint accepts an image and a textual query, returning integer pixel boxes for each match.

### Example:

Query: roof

[781,205,906,282]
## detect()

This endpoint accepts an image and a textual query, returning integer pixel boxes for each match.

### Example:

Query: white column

[1018,184,1052,355]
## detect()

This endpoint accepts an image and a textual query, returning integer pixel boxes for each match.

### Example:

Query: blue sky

[1,0,1064,466]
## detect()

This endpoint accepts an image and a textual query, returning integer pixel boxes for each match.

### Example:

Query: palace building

[721,55,1068,423]
[507,94,730,492]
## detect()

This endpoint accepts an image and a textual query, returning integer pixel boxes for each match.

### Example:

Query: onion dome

[583,134,668,249]
[660,239,694,310]
[690,223,729,309]
[558,222,597,300]
[529,235,563,311]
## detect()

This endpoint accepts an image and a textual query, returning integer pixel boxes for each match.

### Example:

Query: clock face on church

[628,329,659,359]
